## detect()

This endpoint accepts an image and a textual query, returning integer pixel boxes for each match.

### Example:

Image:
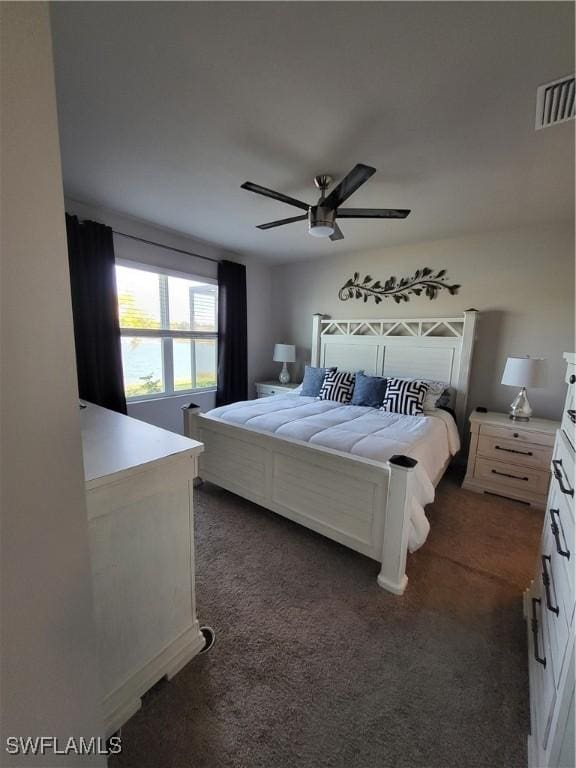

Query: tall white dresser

[525,353,575,768]
[81,403,205,735]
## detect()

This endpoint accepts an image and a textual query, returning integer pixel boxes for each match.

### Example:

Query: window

[116,262,218,400]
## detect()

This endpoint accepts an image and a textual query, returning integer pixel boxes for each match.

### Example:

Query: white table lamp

[273,344,296,384]
[501,356,546,421]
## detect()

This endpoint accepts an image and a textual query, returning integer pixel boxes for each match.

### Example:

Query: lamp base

[279,362,290,385]
[508,387,532,422]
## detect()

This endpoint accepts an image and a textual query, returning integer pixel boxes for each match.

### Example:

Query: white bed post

[311,313,326,367]
[454,309,478,438]
[377,455,417,595]
[183,404,204,485]
[182,404,203,441]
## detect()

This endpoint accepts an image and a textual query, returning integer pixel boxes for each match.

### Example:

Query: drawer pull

[567,409,576,424]
[491,469,529,481]
[531,598,546,667]
[570,374,576,385]
[541,555,560,616]
[552,458,574,496]
[495,445,533,456]
[550,509,570,559]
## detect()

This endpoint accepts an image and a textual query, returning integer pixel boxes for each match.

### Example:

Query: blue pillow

[351,372,387,408]
[300,366,335,397]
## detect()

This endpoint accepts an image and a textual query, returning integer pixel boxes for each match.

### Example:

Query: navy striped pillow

[318,370,356,403]
[381,378,429,415]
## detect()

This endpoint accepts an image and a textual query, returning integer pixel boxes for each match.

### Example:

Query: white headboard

[311,311,478,437]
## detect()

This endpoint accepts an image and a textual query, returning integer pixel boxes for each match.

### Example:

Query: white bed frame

[183,311,478,595]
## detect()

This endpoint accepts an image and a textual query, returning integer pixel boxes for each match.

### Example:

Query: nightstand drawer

[474,457,550,496]
[257,385,282,397]
[255,382,300,398]
[479,423,555,448]
[477,434,551,470]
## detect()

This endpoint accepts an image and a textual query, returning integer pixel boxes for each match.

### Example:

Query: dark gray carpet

[110,468,541,768]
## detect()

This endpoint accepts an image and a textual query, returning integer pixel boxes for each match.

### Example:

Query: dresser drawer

[479,423,555,448]
[538,541,571,688]
[551,430,575,511]
[474,456,550,496]
[477,434,551,470]
[528,589,557,749]
[548,489,575,626]
[561,369,575,450]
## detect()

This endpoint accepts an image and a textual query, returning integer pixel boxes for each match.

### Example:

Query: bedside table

[255,380,300,398]
[463,411,559,509]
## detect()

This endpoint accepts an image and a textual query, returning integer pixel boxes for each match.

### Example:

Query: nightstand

[463,411,559,509]
[255,380,300,398]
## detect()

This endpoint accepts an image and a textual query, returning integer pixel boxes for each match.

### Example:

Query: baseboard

[102,622,204,736]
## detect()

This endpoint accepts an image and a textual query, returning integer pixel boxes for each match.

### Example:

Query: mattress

[205,395,461,551]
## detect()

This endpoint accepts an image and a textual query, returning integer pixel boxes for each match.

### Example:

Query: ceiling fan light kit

[241,164,410,242]
[308,206,336,238]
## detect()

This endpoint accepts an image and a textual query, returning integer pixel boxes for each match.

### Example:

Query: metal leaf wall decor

[338,268,460,304]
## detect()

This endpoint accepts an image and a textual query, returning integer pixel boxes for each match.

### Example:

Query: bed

[183,311,478,595]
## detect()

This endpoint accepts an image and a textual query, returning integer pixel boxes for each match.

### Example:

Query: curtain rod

[112,230,220,264]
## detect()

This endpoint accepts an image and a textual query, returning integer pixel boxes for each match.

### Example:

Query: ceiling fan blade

[329,222,344,241]
[241,182,309,211]
[322,164,376,210]
[337,208,411,219]
[257,214,308,230]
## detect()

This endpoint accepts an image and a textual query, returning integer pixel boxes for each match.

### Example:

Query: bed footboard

[183,405,416,595]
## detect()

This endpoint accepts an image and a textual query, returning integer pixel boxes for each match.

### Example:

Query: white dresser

[81,403,205,735]
[524,353,575,768]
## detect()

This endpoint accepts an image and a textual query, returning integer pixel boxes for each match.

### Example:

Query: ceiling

[51,2,574,262]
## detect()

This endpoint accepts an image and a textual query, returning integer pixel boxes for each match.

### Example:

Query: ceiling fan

[241,163,410,241]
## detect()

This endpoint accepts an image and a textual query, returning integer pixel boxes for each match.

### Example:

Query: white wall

[65,199,278,432]
[271,222,574,422]
[0,4,105,765]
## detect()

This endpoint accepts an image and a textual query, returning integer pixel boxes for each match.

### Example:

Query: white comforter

[205,395,460,551]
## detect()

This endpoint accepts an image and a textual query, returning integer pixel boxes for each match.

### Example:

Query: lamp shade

[273,344,296,363]
[501,357,546,388]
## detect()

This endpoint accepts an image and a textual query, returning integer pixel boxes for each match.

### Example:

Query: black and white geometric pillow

[318,369,356,403]
[381,378,429,415]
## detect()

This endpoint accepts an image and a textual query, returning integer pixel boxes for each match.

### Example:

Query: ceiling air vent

[535,75,575,130]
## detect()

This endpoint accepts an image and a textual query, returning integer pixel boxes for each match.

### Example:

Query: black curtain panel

[216,260,248,406]
[66,214,127,414]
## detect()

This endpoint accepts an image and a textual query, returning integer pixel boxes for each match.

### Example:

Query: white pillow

[422,380,449,411]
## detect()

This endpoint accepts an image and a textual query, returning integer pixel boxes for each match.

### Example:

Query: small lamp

[273,344,296,384]
[501,356,546,421]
